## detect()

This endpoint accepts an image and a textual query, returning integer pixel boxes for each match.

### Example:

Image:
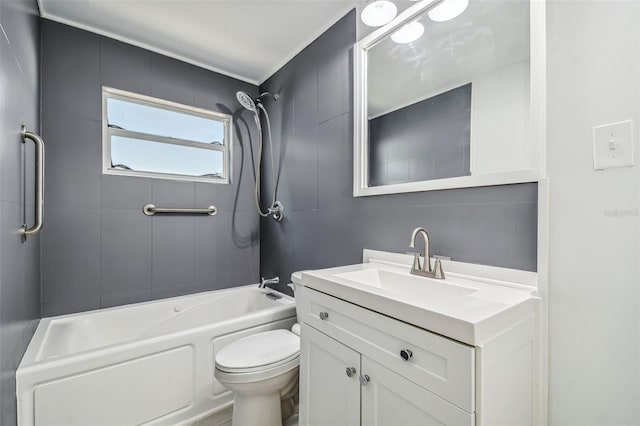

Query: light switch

[592,120,634,170]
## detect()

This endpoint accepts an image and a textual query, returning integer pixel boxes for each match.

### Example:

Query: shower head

[236,91,257,113]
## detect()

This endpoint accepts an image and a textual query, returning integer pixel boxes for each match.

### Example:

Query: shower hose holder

[268,201,284,222]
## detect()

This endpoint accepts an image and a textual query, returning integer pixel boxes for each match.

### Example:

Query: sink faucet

[259,276,279,288]
[408,227,445,279]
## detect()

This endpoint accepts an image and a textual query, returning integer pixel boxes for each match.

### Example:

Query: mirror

[354,0,544,196]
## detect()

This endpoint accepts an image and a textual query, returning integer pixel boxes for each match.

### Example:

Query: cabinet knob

[319,311,329,320]
[400,349,413,361]
[345,367,357,377]
[359,374,370,385]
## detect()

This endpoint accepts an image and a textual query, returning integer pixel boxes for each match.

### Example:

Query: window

[102,87,231,183]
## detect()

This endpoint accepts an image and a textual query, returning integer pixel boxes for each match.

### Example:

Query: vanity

[294,250,537,426]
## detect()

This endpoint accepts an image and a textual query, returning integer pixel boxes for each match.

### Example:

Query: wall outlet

[592,120,634,170]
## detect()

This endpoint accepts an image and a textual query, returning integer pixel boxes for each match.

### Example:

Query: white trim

[353,0,545,197]
[535,178,550,426]
[531,2,548,423]
[101,87,233,184]
[355,169,540,196]
[38,9,258,85]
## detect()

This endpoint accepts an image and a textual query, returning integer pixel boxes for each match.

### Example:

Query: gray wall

[369,83,472,186]
[0,0,41,424]
[41,20,262,316]
[259,10,538,292]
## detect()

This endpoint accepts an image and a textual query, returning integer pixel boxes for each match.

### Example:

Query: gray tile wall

[259,10,538,293]
[0,0,41,424]
[41,20,261,316]
[369,84,472,186]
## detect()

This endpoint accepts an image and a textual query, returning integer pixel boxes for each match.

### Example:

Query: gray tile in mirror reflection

[368,84,471,187]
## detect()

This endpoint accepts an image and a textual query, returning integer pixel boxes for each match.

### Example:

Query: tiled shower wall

[0,0,41,423]
[259,10,538,292]
[40,20,262,316]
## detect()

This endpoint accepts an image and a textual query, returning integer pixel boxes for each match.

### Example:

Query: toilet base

[232,392,282,426]
[218,366,299,426]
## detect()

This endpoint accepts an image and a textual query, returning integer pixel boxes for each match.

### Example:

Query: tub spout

[260,276,279,288]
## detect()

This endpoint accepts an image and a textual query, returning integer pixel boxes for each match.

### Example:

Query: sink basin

[298,249,536,345]
[334,268,477,304]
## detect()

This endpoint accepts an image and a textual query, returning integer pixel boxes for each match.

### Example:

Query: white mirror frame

[353,0,547,196]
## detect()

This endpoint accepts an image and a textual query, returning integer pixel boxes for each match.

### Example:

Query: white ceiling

[38,0,356,84]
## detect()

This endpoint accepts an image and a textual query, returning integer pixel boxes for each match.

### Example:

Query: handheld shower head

[236,91,257,113]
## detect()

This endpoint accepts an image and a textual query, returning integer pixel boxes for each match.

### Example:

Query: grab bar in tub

[20,126,45,242]
[142,204,218,216]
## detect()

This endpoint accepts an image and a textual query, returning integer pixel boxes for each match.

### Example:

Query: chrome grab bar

[20,126,45,242]
[142,204,217,216]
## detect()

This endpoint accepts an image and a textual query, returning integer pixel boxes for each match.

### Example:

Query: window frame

[101,86,232,184]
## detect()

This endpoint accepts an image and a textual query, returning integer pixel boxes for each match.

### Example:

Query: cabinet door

[361,357,474,426]
[299,323,360,426]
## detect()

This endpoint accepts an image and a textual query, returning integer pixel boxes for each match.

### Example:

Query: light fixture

[390,21,425,44]
[427,0,469,22]
[361,0,398,27]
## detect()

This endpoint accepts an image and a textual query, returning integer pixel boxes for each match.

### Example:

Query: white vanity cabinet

[297,284,535,426]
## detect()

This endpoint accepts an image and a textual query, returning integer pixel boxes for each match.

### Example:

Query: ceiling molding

[38,0,357,87]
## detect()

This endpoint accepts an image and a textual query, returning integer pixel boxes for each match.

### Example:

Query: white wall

[471,60,531,175]
[547,1,639,424]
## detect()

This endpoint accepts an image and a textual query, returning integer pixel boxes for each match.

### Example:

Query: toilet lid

[216,329,300,370]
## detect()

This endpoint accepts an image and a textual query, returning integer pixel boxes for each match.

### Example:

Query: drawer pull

[319,312,329,320]
[359,374,370,385]
[400,349,413,361]
[345,367,357,378]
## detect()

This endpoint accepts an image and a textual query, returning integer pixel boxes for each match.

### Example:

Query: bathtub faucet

[260,276,279,288]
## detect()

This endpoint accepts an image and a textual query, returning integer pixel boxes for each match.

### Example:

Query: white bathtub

[17,285,297,426]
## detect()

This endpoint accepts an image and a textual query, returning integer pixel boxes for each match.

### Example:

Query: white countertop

[297,250,537,346]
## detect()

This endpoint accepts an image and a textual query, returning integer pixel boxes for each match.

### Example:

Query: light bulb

[390,21,425,44]
[428,0,469,22]
[361,1,398,27]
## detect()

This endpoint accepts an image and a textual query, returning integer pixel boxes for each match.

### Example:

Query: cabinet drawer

[298,286,475,412]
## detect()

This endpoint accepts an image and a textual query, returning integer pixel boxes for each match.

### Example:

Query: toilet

[214,324,301,426]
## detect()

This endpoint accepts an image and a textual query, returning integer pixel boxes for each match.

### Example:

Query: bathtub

[17,285,297,426]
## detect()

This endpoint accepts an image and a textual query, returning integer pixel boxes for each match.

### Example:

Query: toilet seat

[215,329,300,383]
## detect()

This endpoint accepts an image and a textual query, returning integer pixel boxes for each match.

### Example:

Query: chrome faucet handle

[433,258,445,279]
[406,252,422,273]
